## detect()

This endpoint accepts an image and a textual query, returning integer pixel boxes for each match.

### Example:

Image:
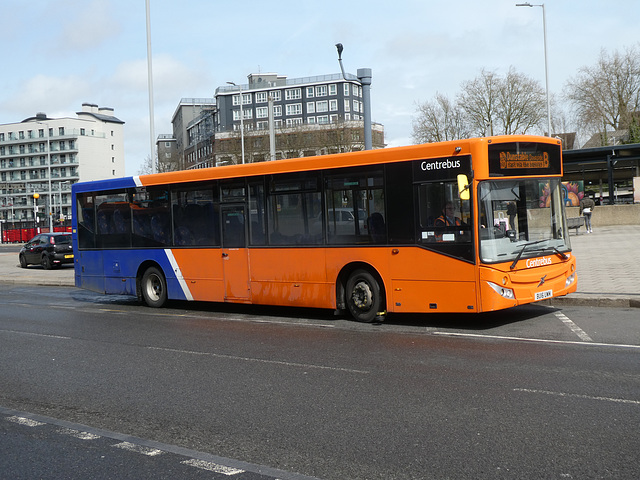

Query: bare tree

[413,68,548,142]
[412,93,470,143]
[457,69,502,136]
[565,45,640,132]
[137,154,179,175]
[499,67,546,135]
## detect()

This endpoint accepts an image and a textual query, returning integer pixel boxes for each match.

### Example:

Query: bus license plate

[535,289,553,301]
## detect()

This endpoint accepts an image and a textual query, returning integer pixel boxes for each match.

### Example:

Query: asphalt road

[1,285,639,479]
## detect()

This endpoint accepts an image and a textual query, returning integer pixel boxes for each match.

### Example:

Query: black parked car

[19,232,74,269]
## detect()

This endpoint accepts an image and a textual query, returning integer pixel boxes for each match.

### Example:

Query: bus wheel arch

[137,262,167,308]
[337,263,386,323]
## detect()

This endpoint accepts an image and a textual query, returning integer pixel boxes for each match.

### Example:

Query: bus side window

[171,186,218,246]
[131,187,170,247]
[77,193,95,249]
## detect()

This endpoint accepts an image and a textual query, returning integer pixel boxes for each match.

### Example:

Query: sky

[1,0,638,176]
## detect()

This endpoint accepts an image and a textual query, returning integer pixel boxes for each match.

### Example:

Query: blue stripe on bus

[76,249,191,302]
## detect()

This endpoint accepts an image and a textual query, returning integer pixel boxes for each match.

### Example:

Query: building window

[307,117,316,124]
[329,84,337,96]
[330,114,338,123]
[273,105,282,117]
[256,106,268,118]
[316,100,328,113]
[286,118,303,127]
[285,88,302,100]
[256,121,268,130]
[165,142,171,147]
[344,99,351,112]
[307,102,315,114]
[80,128,85,135]
[256,92,267,103]
[269,90,281,101]
[317,116,329,124]
[344,84,350,96]
[59,127,65,136]
[286,104,302,116]
[329,99,338,111]
[306,87,314,98]
[316,85,327,97]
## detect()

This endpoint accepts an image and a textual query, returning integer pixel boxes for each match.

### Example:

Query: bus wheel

[346,269,382,323]
[141,266,167,308]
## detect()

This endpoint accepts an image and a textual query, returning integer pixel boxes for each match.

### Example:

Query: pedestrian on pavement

[580,194,595,233]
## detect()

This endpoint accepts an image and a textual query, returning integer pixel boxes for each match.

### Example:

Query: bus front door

[221,205,251,302]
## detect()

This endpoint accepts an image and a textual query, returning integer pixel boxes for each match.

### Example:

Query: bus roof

[73,135,560,193]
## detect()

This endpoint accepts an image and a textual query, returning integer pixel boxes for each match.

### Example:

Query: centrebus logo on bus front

[526,257,553,268]
[420,158,462,171]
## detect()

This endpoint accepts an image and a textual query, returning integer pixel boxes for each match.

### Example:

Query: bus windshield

[478,178,571,265]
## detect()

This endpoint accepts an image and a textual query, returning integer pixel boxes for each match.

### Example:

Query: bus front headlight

[565,273,576,288]
[487,281,515,300]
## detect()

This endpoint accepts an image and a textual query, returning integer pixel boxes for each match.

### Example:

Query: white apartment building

[0,103,124,228]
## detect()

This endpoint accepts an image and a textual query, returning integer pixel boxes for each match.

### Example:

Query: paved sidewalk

[0,225,638,308]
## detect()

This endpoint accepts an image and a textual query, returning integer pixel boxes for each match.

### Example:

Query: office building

[0,103,124,228]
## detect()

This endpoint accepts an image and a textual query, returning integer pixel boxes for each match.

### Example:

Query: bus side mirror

[457,174,470,201]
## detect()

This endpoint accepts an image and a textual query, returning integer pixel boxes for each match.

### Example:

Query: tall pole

[268,94,276,161]
[541,4,551,137]
[516,3,552,136]
[146,0,156,173]
[358,68,373,150]
[38,121,54,232]
[227,82,245,164]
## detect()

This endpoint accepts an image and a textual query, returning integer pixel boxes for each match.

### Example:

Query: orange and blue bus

[72,135,577,322]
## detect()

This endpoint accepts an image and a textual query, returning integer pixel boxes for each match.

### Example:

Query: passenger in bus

[435,202,463,227]
[507,202,517,231]
[368,212,386,243]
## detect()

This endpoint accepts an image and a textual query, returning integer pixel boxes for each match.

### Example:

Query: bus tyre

[346,269,382,323]
[141,267,167,308]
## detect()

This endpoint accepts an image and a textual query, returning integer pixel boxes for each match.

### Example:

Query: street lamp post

[335,43,373,150]
[227,81,246,164]
[516,2,552,137]
[37,121,54,231]
[33,192,39,232]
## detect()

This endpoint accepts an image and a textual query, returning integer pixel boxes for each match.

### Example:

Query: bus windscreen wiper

[510,239,549,270]
[546,245,569,260]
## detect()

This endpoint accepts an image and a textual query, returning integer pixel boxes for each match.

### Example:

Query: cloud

[53,0,121,52]
[0,74,92,118]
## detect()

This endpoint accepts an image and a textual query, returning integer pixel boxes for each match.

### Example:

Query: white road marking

[7,416,45,427]
[147,346,369,374]
[432,331,640,350]
[181,459,245,475]
[57,427,101,440]
[554,311,593,342]
[0,329,70,340]
[514,388,640,406]
[113,441,164,456]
